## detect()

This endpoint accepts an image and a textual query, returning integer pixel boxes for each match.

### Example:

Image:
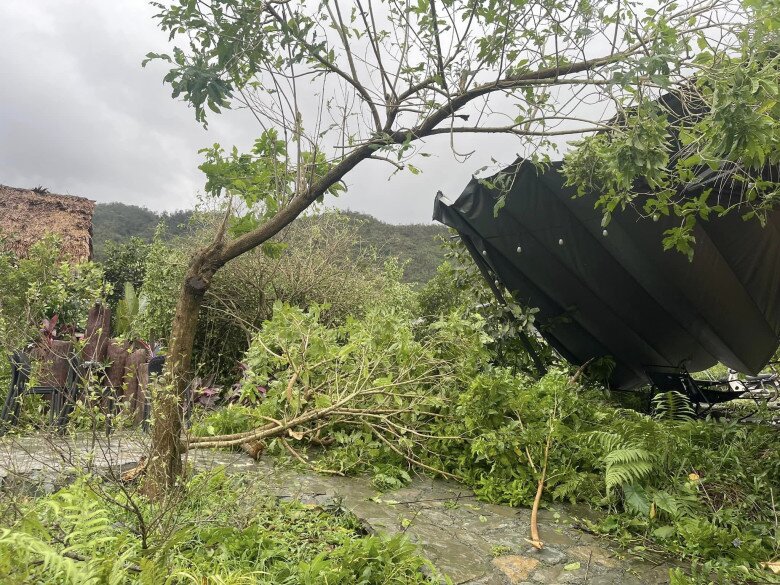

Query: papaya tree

[141,0,780,496]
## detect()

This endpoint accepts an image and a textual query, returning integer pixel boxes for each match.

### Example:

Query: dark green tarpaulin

[434,159,780,389]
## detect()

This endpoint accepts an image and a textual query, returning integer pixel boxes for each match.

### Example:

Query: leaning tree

[141,0,780,495]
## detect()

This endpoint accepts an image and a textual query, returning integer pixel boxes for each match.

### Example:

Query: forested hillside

[344,212,447,283]
[92,203,447,283]
[92,203,192,259]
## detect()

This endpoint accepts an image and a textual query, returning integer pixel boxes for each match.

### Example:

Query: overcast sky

[0,1,547,224]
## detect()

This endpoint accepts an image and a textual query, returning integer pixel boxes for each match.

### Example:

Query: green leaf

[652,525,676,539]
[623,484,651,516]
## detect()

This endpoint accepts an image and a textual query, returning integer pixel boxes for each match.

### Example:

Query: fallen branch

[241,440,265,460]
[368,424,462,481]
[120,456,147,484]
[285,370,299,405]
[529,396,556,550]
[528,434,550,550]
[279,437,344,476]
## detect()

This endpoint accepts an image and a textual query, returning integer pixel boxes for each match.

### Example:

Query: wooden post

[83,304,111,363]
[125,348,149,423]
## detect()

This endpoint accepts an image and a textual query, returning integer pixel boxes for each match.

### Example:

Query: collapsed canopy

[434,159,780,390]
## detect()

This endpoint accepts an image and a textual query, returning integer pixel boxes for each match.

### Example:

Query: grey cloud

[0,1,557,223]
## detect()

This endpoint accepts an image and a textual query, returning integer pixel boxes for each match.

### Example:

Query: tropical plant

[134,0,780,495]
[652,390,696,420]
[115,282,146,339]
[0,472,437,584]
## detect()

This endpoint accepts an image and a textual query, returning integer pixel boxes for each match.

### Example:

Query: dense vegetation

[0,224,777,583]
[93,203,446,283]
[92,203,192,259]
[191,303,779,584]
[343,212,447,284]
[2,0,780,577]
[0,471,436,584]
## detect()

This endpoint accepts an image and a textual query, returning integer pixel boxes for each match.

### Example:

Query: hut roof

[0,185,96,261]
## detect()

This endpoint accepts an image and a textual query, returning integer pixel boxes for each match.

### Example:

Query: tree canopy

[139,0,780,495]
[145,0,780,254]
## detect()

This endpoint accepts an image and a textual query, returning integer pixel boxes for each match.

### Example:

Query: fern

[551,473,587,503]
[603,448,655,493]
[44,487,114,549]
[652,391,695,420]
[0,479,141,585]
[586,430,625,453]
[0,528,94,583]
[585,431,656,493]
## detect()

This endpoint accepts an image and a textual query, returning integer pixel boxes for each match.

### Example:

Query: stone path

[0,433,674,584]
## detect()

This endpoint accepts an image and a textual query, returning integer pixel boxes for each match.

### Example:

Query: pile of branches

[185,303,475,480]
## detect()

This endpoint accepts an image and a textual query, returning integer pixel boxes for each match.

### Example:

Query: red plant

[137,339,161,358]
[40,314,59,345]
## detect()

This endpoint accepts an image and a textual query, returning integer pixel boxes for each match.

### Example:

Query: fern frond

[652,391,695,421]
[604,448,655,493]
[551,474,586,503]
[0,528,94,584]
[45,489,113,550]
[585,430,624,453]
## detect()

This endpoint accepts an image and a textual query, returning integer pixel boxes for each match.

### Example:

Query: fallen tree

[139,0,779,497]
[184,304,469,480]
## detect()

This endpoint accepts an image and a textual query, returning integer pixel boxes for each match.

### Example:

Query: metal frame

[1,350,81,434]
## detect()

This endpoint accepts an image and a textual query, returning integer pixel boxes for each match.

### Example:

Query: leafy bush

[190,405,267,438]
[0,471,437,584]
[224,302,779,583]
[416,261,467,319]
[418,241,554,376]
[137,211,415,383]
[0,236,108,341]
[135,229,187,344]
[0,237,109,400]
[100,236,151,306]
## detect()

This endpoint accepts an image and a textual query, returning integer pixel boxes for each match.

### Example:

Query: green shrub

[100,236,151,306]
[0,236,109,401]
[191,405,266,438]
[137,211,416,383]
[0,471,436,584]
[135,229,187,344]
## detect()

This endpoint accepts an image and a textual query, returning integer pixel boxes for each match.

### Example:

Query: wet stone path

[0,433,674,584]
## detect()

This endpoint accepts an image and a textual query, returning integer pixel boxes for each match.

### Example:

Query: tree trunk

[139,151,372,498]
[141,244,224,498]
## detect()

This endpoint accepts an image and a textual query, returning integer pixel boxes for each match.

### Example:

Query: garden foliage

[0,471,436,584]
[0,236,109,401]
[133,211,413,382]
[0,226,777,584]
[194,299,779,583]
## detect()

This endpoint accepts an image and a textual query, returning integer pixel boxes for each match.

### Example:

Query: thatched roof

[0,185,96,261]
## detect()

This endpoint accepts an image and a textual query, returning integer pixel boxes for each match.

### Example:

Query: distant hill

[92,204,447,283]
[92,202,192,259]
[342,212,447,283]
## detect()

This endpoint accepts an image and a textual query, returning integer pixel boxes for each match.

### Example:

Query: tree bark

[141,242,225,498]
